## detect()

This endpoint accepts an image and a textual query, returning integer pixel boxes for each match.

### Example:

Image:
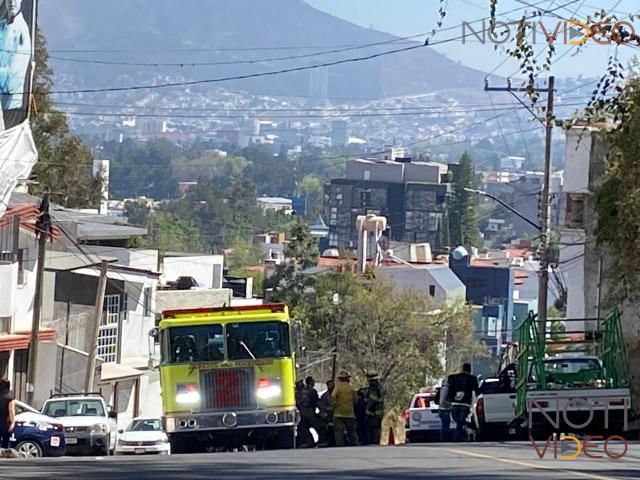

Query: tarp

[0,0,38,218]
[0,121,37,217]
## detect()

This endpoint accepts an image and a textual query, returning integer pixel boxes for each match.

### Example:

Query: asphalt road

[3,442,639,480]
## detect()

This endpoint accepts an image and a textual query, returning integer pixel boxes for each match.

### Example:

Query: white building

[257,197,293,215]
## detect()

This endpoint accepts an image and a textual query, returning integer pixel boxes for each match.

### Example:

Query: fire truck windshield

[226,321,291,360]
[163,321,291,364]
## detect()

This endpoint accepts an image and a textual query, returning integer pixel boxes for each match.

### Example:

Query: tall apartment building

[324,158,450,249]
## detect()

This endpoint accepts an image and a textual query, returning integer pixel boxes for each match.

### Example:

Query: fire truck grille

[200,368,256,411]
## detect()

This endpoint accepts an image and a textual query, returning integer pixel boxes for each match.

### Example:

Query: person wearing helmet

[365,373,384,445]
[331,370,358,446]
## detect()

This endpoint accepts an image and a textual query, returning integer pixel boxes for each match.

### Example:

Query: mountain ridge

[39,0,492,100]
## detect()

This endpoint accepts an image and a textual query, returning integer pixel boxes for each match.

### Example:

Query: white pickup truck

[472,356,633,440]
[525,355,632,437]
[41,393,118,456]
[470,378,517,440]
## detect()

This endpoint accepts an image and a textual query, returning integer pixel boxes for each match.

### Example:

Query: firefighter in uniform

[365,373,384,445]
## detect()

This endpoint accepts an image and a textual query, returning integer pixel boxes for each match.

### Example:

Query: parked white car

[115,418,170,455]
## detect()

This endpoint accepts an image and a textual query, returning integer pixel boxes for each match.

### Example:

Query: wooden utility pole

[26,193,51,405]
[84,261,108,393]
[485,76,555,338]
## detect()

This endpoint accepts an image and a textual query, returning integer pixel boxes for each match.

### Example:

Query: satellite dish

[452,246,469,261]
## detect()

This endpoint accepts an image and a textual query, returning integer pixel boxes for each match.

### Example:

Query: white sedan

[115,418,170,455]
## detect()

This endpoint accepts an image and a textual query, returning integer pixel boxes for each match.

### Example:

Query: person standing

[355,388,369,445]
[0,378,15,449]
[331,371,359,447]
[447,363,479,442]
[438,380,452,442]
[300,376,327,447]
[365,373,384,445]
[318,379,335,447]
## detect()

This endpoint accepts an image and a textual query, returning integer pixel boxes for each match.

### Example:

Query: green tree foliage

[125,202,206,253]
[594,77,640,303]
[264,219,319,306]
[295,272,480,409]
[30,30,101,207]
[225,237,264,273]
[102,138,179,199]
[450,152,482,250]
[298,175,323,219]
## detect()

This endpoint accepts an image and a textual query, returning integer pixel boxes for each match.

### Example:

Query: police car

[404,391,456,443]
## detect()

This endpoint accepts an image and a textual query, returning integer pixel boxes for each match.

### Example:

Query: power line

[40,0,583,96]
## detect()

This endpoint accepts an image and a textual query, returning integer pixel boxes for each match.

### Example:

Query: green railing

[601,309,632,389]
[514,310,633,417]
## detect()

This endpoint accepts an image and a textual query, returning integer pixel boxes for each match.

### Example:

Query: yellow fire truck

[153,304,297,452]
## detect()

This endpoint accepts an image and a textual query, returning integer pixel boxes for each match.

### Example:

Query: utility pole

[331,293,341,380]
[84,261,108,393]
[26,193,51,405]
[485,76,555,338]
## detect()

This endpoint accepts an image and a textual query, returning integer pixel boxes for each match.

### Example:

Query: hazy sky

[306,0,638,78]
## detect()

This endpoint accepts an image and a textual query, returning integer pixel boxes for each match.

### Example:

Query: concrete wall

[156,289,232,313]
[404,162,441,183]
[0,262,17,317]
[346,160,404,183]
[162,255,224,289]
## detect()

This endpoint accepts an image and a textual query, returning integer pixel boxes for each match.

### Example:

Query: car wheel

[16,440,44,458]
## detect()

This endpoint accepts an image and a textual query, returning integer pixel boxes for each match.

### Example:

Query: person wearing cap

[331,370,359,446]
[365,373,384,445]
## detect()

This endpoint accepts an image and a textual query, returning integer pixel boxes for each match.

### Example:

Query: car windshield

[128,419,162,432]
[165,324,225,364]
[226,321,291,360]
[43,399,105,418]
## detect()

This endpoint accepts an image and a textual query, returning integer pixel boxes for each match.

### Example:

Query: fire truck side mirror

[149,327,159,340]
[292,321,304,353]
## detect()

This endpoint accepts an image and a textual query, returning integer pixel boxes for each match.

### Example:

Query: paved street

[4,442,640,480]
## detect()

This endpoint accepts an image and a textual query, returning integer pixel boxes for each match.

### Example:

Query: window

[43,399,106,418]
[143,287,152,317]
[165,324,225,364]
[360,190,371,207]
[565,193,586,228]
[363,170,371,181]
[329,232,338,247]
[0,317,10,335]
[227,321,291,360]
[128,418,162,432]
[429,285,436,297]
[98,294,121,363]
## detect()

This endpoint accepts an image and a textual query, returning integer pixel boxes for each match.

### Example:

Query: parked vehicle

[517,312,633,438]
[115,417,170,455]
[470,378,517,440]
[40,393,118,456]
[405,391,456,443]
[9,401,66,457]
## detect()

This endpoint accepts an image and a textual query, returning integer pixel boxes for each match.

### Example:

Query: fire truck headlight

[257,379,282,400]
[176,383,200,405]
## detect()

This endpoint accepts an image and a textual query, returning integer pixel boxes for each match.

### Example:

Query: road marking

[446,448,622,480]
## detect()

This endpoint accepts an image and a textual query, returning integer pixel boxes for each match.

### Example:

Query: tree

[29,30,102,207]
[593,76,640,303]
[295,272,481,409]
[298,175,323,219]
[450,152,482,250]
[264,219,319,306]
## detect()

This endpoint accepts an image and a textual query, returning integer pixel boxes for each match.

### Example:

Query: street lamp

[331,293,341,380]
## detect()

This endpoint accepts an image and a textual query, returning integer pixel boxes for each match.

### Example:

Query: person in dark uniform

[0,378,15,449]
